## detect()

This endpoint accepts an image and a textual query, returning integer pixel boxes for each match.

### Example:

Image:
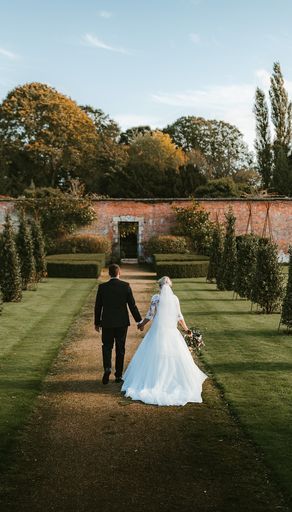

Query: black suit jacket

[94,278,142,329]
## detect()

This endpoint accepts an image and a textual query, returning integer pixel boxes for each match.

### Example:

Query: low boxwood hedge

[47,253,106,268]
[156,261,209,278]
[47,261,101,278]
[154,253,209,263]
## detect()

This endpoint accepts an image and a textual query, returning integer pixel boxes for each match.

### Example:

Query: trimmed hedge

[154,253,209,263]
[156,261,209,278]
[47,261,101,278]
[46,253,106,268]
[144,235,192,255]
[48,235,111,256]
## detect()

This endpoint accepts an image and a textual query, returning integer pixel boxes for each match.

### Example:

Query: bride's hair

[158,276,172,288]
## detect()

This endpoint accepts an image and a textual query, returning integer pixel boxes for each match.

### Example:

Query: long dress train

[121,284,207,406]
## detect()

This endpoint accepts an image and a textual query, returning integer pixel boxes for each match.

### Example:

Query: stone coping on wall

[1,196,292,203]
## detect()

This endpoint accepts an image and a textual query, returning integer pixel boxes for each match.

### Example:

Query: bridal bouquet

[184,327,205,353]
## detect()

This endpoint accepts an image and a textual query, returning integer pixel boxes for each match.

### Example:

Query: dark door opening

[119,222,139,259]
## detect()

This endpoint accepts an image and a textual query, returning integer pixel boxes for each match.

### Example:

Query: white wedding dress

[121,283,207,406]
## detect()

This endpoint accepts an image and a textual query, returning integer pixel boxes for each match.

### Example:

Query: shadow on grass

[210,361,292,372]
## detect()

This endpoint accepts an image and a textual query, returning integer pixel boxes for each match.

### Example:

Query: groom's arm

[127,285,142,323]
[94,285,103,328]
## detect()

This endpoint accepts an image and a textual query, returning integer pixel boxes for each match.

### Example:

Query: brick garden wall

[81,198,292,256]
[1,198,292,256]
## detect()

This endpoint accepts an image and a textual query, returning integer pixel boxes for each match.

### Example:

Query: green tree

[254,87,273,189]
[0,82,98,193]
[217,209,237,291]
[175,201,213,254]
[273,146,291,195]
[16,211,36,289]
[164,116,253,178]
[81,105,128,192]
[269,62,292,149]
[30,218,47,281]
[207,221,224,282]
[17,187,96,249]
[269,62,292,194]
[281,246,292,329]
[0,213,22,301]
[195,177,239,198]
[234,234,258,299]
[119,125,152,145]
[251,238,284,313]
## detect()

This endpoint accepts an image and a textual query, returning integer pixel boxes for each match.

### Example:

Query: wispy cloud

[189,32,200,44]
[82,33,130,54]
[98,10,112,18]
[0,47,19,60]
[151,71,279,148]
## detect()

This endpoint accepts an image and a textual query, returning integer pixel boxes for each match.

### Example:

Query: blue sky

[1,0,292,148]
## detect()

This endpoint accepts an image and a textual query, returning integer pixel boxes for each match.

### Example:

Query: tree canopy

[0,83,98,193]
[164,116,253,178]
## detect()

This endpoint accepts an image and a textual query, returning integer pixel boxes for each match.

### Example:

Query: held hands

[137,320,145,331]
[95,326,101,333]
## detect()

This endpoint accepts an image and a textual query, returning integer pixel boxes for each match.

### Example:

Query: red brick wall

[1,198,292,255]
[80,198,292,255]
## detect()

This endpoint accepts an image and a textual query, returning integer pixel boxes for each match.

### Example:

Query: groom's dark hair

[109,263,120,277]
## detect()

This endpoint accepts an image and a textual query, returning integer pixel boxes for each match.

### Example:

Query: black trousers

[101,326,128,377]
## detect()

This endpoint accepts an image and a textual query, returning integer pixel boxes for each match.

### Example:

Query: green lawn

[175,278,292,504]
[0,278,96,469]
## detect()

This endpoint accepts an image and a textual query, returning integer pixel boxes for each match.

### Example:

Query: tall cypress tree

[234,234,258,299]
[269,62,292,193]
[281,246,292,329]
[207,221,223,283]
[0,213,22,302]
[251,237,284,314]
[30,218,47,281]
[217,208,237,291]
[273,146,291,195]
[254,87,273,189]
[16,210,36,290]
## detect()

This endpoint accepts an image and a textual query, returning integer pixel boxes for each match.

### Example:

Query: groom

[94,264,142,384]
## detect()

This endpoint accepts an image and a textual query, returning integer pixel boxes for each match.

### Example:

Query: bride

[121,276,207,406]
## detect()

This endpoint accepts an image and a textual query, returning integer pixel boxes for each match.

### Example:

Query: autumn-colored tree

[0,83,98,193]
[127,131,186,172]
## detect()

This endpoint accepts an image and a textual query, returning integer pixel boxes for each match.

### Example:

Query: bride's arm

[176,296,190,332]
[138,294,158,331]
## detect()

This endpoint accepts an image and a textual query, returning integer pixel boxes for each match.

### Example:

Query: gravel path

[1,265,289,512]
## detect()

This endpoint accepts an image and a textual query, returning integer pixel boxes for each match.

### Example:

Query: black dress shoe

[102,371,111,384]
[115,377,123,383]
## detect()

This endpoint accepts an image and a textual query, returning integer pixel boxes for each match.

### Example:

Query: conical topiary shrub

[16,210,36,290]
[281,246,292,329]
[251,237,284,314]
[234,234,259,299]
[0,213,22,302]
[217,208,237,291]
[30,217,47,281]
[207,221,223,283]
